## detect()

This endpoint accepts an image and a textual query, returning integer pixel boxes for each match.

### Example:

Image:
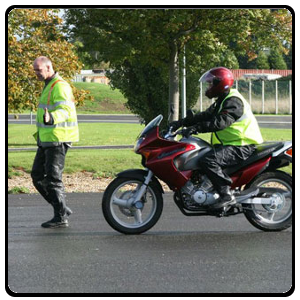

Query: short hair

[34,56,52,67]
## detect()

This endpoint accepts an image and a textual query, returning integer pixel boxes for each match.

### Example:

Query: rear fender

[117,169,164,194]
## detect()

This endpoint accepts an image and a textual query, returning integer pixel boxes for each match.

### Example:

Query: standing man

[31,56,79,228]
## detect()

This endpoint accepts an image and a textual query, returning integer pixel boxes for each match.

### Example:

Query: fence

[198,79,292,115]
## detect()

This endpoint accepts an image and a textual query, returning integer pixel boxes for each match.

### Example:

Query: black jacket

[185,91,244,133]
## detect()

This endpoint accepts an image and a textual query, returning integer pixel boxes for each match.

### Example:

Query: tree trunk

[168,42,180,122]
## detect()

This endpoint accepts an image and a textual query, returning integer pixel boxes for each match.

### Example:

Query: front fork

[130,170,154,208]
[112,170,154,209]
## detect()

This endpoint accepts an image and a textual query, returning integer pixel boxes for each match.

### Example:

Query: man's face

[33,60,50,81]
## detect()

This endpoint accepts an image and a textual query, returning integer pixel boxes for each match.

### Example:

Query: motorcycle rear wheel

[243,171,292,231]
[102,177,163,234]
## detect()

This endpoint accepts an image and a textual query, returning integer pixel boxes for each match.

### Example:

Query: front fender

[117,169,164,194]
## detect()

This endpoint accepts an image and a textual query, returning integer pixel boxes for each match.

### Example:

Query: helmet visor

[199,71,216,83]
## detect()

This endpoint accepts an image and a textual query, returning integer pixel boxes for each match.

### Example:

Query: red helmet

[200,67,234,99]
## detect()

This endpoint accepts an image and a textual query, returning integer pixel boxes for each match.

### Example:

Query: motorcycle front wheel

[102,177,163,234]
[243,171,292,231]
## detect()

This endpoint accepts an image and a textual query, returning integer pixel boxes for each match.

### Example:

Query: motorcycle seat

[224,141,284,175]
[254,141,285,155]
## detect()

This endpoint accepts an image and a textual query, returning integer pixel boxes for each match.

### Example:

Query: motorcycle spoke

[133,209,143,224]
[112,196,129,208]
[267,212,276,221]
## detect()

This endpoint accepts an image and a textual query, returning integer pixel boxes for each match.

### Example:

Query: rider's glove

[182,126,198,137]
[169,119,183,131]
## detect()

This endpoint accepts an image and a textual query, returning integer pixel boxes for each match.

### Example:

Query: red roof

[231,69,292,80]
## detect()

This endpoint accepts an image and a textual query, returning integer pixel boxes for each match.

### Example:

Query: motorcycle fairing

[139,127,195,190]
[174,148,211,171]
[175,136,212,171]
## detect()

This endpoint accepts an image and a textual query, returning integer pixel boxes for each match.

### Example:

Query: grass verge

[73,82,131,114]
[8,123,144,148]
[8,124,292,148]
[8,124,292,178]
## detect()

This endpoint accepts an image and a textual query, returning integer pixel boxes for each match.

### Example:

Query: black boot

[33,179,73,218]
[41,216,68,228]
[213,186,236,208]
[41,201,70,229]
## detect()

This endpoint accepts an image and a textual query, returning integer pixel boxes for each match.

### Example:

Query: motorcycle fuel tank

[174,136,212,171]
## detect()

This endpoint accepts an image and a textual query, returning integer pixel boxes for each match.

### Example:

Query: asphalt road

[8,114,293,129]
[7,192,293,294]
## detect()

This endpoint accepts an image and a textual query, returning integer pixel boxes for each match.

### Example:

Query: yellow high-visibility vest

[211,89,263,146]
[34,75,79,144]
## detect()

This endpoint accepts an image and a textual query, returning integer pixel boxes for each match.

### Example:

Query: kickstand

[216,206,228,218]
[215,205,241,218]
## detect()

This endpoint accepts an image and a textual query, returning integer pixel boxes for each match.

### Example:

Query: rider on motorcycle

[171,67,263,208]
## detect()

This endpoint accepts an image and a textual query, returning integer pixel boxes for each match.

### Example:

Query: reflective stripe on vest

[47,80,63,105]
[38,101,76,110]
[211,89,263,146]
[36,121,78,128]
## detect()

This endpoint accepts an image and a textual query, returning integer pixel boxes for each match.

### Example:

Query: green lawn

[8,123,144,148]
[8,123,292,178]
[8,149,141,178]
[73,82,131,114]
[8,123,292,148]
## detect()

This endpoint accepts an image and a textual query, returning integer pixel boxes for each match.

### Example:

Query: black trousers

[31,144,69,218]
[198,144,256,194]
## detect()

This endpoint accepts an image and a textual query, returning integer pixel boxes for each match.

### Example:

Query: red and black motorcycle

[102,114,292,234]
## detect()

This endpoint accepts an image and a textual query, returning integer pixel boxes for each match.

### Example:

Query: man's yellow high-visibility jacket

[34,74,79,145]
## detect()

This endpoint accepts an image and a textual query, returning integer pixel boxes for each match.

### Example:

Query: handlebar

[163,126,175,139]
[163,126,184,140]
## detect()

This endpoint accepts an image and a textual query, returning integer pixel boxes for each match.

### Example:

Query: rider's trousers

[31,144,69,218]
[198,144,256,194]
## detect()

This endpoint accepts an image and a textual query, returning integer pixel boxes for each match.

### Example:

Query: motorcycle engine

[181,175,219,207]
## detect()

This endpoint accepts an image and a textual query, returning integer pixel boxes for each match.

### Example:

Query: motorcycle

[102,114,292,234]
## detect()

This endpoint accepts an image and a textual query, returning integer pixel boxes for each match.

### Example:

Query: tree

[256,51,270,69]
[236,53,257,69]
[268,48,288,69]
[7,8,89,113]
[283,43,292,69]
[109,59,169,124]
[66,8,292,122]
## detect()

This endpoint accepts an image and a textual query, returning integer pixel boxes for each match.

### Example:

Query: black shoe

[213,193,236,209]
[41,217,69,228]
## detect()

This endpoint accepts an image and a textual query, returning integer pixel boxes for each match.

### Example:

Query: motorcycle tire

[243,171,292,232]
[102,177,163,234]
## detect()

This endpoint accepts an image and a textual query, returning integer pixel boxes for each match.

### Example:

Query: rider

[171,67,263,208]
